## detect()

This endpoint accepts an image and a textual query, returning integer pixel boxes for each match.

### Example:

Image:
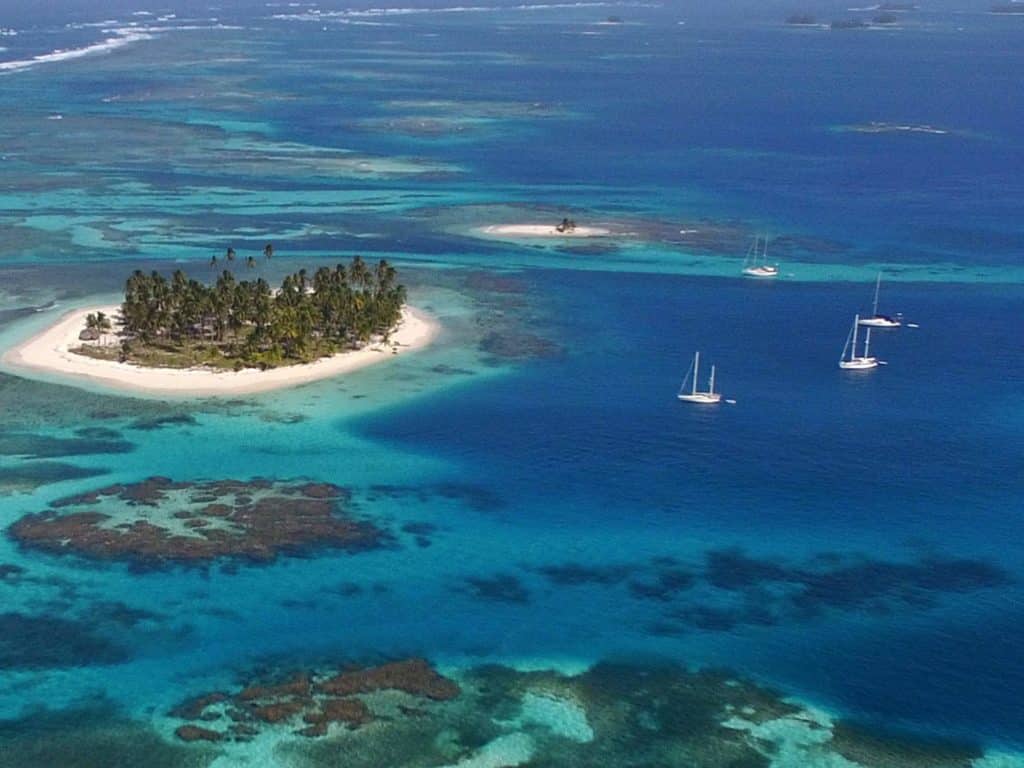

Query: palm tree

[374,259,397,297]
[348,255,371,292]
[112,257,405,366]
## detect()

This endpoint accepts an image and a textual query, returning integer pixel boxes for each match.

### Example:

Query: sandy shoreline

[1,304,439,397]
[478,224,611,238]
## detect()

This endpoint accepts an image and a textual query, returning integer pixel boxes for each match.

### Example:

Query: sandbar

[478,224,612,238]
[1,303,438,397]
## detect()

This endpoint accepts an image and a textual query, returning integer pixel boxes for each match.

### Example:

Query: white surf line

[0,28,153,74]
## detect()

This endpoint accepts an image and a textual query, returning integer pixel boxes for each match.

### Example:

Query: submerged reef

[518,548,1010,634]
[0,431,134,459]
[169,658,459,742]
[0,701,217,768]
[0,461,109,496]
[0,588,184,671]
[0,612,130,670]
[160,659,990,767]
[8,477,386,567]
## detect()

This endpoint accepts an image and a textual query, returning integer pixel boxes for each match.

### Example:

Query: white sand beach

[478,224,612,238]
[1,304,439,397]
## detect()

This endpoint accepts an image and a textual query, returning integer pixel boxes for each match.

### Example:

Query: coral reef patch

[9,477,386,567]
[170,658,459,741]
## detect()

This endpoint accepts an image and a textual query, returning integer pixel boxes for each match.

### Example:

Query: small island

[2,257,438,396]
[477,218,612,239]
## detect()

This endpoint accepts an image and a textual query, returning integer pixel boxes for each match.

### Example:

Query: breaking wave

[271,2,657,22]
[0,28,152,73]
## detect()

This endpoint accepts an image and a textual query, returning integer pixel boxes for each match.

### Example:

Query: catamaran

[839,314,879,370]
[742,235,779,278]
[858,273,901,328]
[677,351,723,403]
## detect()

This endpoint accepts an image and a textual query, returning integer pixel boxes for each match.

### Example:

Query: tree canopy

[116,257,406,368]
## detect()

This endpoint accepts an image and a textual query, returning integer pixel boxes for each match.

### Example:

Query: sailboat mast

[762,236,768,265]
[872,273,881,316]
[693,352,699,395]
[864,326,872,358]
[709,365,716,395]
[851,316,860,360]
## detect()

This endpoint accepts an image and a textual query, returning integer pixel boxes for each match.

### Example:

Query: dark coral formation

[627,567,696,601]
[0,431,133,458]
[0,701,217,768]
[461,573,531,604]
[0,462,109,496]
[532,562,634,586]
[479,330,561,361]
[0,659,990,767]
[126,414,198,431]
[830,721,981,768]
[0,613,130,669]
[284,659,980,768]
[691,548,1011,629]
[9,477,386,567]
[366,482,504,513]
[519,547,1010,634]
[170,658,459,742]
[316,659,460,701]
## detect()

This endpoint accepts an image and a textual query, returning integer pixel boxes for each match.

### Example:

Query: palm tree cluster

[119,257,406,365]
[84,311,113,333]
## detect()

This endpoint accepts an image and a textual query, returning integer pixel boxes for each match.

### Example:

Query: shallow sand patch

[477,224,612,238]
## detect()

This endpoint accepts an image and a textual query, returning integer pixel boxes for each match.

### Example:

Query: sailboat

[677,351,723,403]
[858,273,901,328]
[839,314,879,370]
[742,235,779,278]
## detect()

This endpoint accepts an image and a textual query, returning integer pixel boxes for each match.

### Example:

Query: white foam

[0,28,152,73]
[271,2,658,22]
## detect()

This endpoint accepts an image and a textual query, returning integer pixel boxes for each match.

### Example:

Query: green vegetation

[84,311,112,333]
[75,257,406,370]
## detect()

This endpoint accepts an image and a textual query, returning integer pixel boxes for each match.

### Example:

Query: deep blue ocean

[0,1,1021,766]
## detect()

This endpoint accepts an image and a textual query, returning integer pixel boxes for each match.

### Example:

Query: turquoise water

[0,2,1022,766]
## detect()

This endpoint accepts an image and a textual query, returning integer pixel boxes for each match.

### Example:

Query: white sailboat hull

[838,356,879,370]
[742,265,778,278]
[677,392,723,404]
[858,316,901,328]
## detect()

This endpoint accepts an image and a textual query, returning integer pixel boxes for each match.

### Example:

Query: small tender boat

[678,351,723,403]
[858,273,901,328]
[839,314,879,370]
[742,235,779,278]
